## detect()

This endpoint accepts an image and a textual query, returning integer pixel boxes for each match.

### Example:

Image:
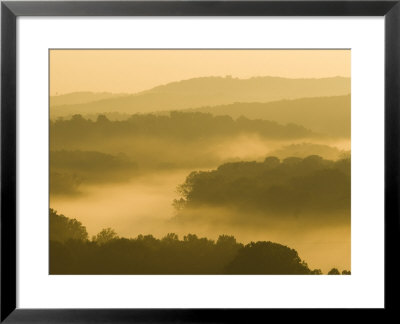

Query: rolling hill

[50,91,127,107]
[50,76,350,119]
[191,95,351,137]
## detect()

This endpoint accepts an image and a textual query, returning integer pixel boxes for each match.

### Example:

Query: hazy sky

[50,49,350,96]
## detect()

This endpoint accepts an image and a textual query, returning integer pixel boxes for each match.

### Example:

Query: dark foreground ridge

[49,209,350,275]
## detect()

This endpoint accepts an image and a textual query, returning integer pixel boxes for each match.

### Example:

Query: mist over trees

[50,112,323,197]
[173,155,350,220]
[50,150,137,195]
[50,209,346,275]
[50,111,315,149]
[266,143,349,161]
[49,74,352,273]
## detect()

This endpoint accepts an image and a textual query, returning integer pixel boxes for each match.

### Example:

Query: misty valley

[50,73,351,274]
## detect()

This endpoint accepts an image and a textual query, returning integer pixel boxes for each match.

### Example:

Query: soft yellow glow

[50,49,350,95]
[49,49,351,274]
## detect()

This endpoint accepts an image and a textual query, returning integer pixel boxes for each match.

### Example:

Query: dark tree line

[50,111,314,148]
[49,209,349,275]
[50,150,137,195]
[50,208,88,242]
[174,155,350,218]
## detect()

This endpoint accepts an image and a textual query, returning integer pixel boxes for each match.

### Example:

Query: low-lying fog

[51,166,351,273]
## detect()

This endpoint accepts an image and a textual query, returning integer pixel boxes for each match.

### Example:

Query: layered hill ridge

[190,95,351,138]
[50,76,350,119]
[50,91,128,107]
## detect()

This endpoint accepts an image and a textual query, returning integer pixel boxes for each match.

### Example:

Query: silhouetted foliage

[50,111,324,195]
[174,155,350,217]
[342,270,351,275]
[328,268,341,275]
[269,143,348,161]
[50,111,314,149]
[50,150,137,195]
[310,269,323,275]
[50,172,82,195]
[49,208,88,242]
[51,150,134,174]
[225,241,311,274]
[49,210,323,275]
[92,228,119,245]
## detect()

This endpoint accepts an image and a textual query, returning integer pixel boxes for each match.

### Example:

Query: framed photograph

[1,0,399,321]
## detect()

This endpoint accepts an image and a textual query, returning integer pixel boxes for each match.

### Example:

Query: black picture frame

[1,0,399,322]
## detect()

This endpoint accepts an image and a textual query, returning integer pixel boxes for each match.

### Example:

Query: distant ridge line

[51,75,350,99]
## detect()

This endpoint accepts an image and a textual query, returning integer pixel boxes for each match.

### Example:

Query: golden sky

[50,49,350,96]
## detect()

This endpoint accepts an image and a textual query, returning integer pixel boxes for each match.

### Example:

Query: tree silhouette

[49,209,334,275]
[174,155,351,219]
[310,269,323,275]
[328,268,341,275]
[92,228,119,245]
[225,241,311,274]
[49,208,88,242]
